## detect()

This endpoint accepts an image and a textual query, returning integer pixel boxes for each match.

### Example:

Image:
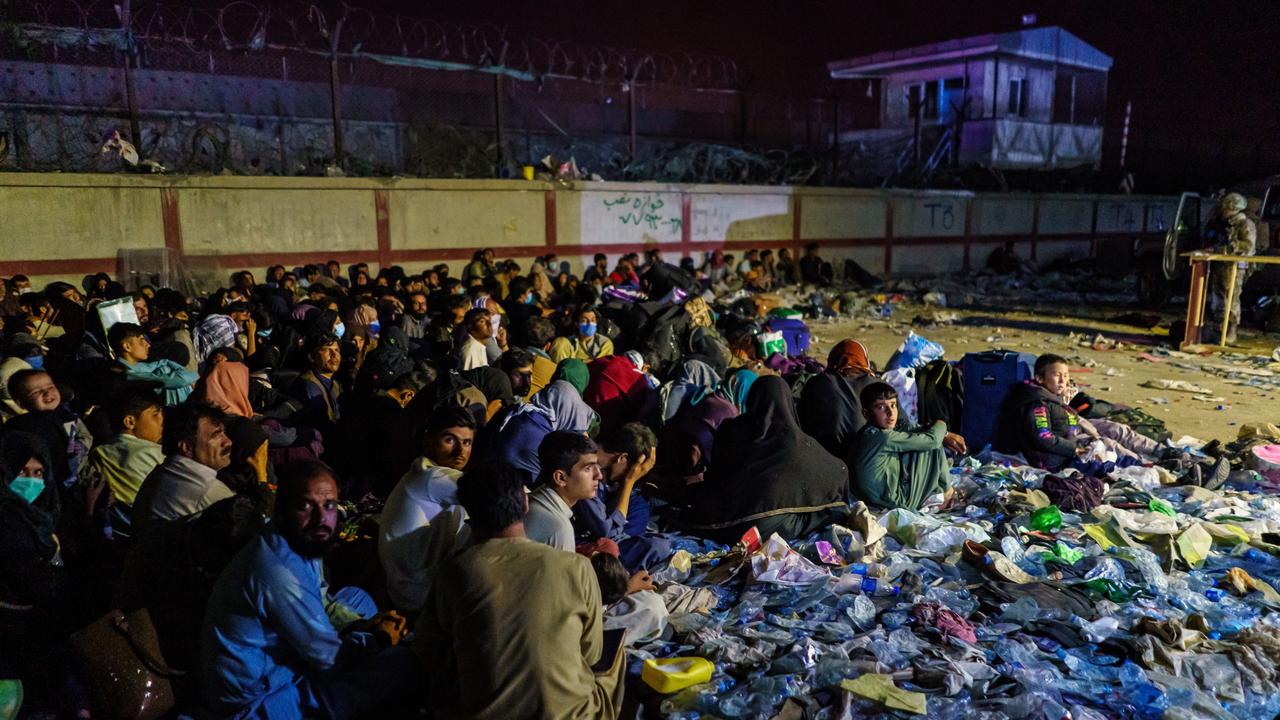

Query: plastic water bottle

[847,561,883,577]
[838,572,901,597]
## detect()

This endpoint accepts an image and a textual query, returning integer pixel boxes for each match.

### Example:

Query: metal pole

[328,55,344,166]
[1119,101,1132,169]
[328,15,346,168]
[493,73,506,176]
[627,81,637,162]
[120,0,142,147]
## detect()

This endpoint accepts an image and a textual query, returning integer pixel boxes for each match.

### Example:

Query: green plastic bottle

[1029,505,1063,532]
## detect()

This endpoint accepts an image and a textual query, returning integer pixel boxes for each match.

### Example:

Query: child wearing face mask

[549,306,614,363]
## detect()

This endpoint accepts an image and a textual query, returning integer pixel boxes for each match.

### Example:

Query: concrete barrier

[0,173,1176,289]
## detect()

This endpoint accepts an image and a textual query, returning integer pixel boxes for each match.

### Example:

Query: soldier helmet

[1221,192,1247,214]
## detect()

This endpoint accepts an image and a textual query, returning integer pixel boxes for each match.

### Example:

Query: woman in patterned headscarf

[798,339,880,459]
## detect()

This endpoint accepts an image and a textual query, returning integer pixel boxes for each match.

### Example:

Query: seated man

[995,354,1089,471]
[379,406,476,615]
[572,422,670,571]
[416,462,625,720]
[109,321,197,406]
[82,391,166,540]
[290,332,343,437]
[525,431,603,551]
[849,382,952,511]
[131,402,234,535]
[201,459,414,719]
[549,306,614,363]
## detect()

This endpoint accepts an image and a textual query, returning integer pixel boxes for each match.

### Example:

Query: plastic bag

[756,331,786,359]
[882,368,919,425]
[885,331,945,372]
[750,534,830,586]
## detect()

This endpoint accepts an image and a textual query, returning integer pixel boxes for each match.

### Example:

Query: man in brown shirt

[415,462,624,720]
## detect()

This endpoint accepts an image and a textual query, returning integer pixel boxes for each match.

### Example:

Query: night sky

[337,1,1280,188]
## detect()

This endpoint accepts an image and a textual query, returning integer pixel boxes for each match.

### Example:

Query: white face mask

[18,287,33,295]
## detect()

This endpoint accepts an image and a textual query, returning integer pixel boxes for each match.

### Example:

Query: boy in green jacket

[848,382,961,510]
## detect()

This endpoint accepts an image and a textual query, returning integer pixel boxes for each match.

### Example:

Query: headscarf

[194,314,239,364]
[827,339,871,376]
[800,342,878,459]
[661,392,738,481]
[660,359,721,425]
[197,361,254,417]
[0,431,59,562]
[689,375,847,536]
[551,358,589,395]
[719,368,758,413]
[3,411,70,488]
[461,367,515,408]
[346,304,379,339]
[500,380,596,434]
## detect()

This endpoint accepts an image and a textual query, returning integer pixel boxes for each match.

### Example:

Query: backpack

[637,304,692,379]
[644,261,700,300]
[916,359,964,429]
[1105,407,1171,443]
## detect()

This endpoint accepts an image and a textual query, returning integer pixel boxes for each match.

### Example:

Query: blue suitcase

[764,317,810,356]
[960,350,1034,451]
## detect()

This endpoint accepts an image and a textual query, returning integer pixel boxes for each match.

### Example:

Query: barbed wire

[6,0,741,88]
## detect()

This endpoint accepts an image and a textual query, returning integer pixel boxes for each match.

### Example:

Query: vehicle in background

[1135,183,1279,308]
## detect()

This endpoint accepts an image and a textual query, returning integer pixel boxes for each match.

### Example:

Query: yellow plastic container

[641,657,715,693]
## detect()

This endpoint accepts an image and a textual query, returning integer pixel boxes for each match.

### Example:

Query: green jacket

[849,420,948,511]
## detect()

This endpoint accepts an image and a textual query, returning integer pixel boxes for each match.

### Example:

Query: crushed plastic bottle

[1029,505,1063,532]
[833,573,901,597]
[846,593,877,629]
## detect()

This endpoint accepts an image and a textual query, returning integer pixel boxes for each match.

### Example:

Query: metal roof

[827,26,1113,78]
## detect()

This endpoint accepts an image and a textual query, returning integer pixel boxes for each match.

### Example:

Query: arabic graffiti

[601,193,682,233]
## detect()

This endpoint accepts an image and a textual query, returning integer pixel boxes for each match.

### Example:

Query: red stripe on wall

[544,190,558,249]
[0,258,121,276]
[160,187,183,252]
[8,231,1160,278]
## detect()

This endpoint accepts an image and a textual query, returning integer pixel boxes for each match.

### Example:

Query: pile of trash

[630,442,1280,719]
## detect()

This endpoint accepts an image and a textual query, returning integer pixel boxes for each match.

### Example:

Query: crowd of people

[0,243,1212,719]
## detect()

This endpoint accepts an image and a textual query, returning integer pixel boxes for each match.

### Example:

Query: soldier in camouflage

[1205,192,1257,344]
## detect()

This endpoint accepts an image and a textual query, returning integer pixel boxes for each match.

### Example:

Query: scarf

[689,375,847,530]
[500,380,595,434]
[719,368,759,413]
[660,359,721,425]
[194,314,240,364]
[551,358,590,395]
[827,339,871,376]
[197,361,254,417]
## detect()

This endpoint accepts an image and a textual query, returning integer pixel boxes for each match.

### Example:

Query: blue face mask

[256,327,273,339]
[333,322,346,339]
[368,321,380,337]
[25,355,44,370]
[579,322,597,337]
[524,293,536,305]
[9,475,44,504]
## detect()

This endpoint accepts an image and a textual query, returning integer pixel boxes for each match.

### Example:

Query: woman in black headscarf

[0,431,83,715]
[685,375,849,542]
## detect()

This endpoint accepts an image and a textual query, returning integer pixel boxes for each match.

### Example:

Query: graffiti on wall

[600,193,682,233]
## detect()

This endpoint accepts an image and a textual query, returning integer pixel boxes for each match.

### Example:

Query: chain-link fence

[0,0,880,183]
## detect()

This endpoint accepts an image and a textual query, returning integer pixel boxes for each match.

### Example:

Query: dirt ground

[804,301,1280,444]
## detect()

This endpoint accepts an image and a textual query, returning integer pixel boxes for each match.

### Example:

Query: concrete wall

[0,173,1175,290]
